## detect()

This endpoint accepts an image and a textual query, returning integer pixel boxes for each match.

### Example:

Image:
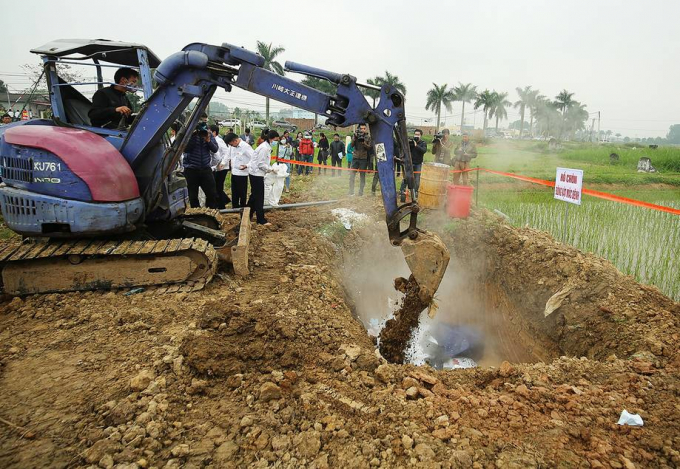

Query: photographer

[399,129,427,201]
[348,123,372,196]
[453,133,478,185]
[432,128,453,165]
[184,113,219,208]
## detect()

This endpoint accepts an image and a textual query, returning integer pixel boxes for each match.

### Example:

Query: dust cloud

[341,221,518,369]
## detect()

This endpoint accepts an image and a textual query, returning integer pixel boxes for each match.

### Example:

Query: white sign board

[554,167,583,205]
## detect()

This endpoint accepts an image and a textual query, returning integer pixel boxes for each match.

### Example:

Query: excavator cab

[30,39,160,135]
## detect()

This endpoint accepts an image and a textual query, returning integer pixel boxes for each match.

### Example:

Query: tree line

[7,40,675,145]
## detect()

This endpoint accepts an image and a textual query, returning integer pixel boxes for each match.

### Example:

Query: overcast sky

[2,0,679,137]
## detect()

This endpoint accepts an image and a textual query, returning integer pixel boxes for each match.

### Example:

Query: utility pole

[597,111,601,142]
[589,118,595,143]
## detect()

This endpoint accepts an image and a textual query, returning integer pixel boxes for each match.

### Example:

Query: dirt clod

[378,276,431,363]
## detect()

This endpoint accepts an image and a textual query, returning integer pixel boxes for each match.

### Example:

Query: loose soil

[0,187,679,469]
[378,276,430,364]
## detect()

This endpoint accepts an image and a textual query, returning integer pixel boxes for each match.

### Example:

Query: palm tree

[527,90,543,137]
[362,72,406,110]
[514,86,533,138]
[534,97,561,138]
[425,83,455,133]
[256,41,285,122]
[377,71,406,96]
[364,77,382,108]
[453,83,477,134]
[490,91,511,132]
[554,89,574,116]
[474,89,495,132]
[564,101,589,140]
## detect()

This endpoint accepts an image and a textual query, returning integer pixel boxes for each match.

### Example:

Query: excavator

[0,39,449,300]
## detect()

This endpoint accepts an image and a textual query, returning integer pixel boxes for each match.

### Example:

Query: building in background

[274,107,315,120]
[1,92,51,119]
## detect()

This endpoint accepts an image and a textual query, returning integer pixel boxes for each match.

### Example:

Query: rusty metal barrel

[417,163,450,209]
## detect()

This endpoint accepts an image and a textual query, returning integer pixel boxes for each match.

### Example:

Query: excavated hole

[339,210,675,371]
[342,227,563,369]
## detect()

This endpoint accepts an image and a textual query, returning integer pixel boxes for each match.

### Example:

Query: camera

[195,121,209,136]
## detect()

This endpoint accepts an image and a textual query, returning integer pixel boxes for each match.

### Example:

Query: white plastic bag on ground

[617,410,644,426]
[265,163,289,206]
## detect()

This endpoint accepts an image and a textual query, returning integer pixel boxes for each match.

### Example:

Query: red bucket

[446,184,474,218]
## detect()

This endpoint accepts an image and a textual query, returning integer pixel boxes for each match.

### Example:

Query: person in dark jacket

[329,133,345,176]
[453,133,478,185]
[240,128,255,146]
[89,67,139,128]
[317,133,330,174]
[184,114,219,208]
[348,124,372,196]
[400,129,427,201]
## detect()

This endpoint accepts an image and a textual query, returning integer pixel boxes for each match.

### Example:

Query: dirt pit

[1,195,679,468]
[344,215,557,370]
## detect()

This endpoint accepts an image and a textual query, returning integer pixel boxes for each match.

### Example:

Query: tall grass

[485,194,680,301]
[529,142,680,173]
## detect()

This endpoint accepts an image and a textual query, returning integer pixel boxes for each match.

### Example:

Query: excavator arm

[121,42,449,301]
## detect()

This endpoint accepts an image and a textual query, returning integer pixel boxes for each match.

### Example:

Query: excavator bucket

[400,230,450,305]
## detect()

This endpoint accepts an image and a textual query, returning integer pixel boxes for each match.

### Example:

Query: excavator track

[0,237,218,295]
[182,208,229,230]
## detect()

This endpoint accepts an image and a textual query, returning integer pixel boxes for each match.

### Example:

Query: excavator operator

[89,67,139,129]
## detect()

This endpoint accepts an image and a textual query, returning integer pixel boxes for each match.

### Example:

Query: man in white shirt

[224,132,255,208]
[247,130,280,225]
[210,125,231,208]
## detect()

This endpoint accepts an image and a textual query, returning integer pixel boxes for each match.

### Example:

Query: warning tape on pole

[476,168,680,216]
[272,158,680,216]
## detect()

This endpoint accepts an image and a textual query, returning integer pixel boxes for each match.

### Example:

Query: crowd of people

[172,117,477,223]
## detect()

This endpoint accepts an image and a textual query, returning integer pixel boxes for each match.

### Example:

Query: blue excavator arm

[121,42,449,300]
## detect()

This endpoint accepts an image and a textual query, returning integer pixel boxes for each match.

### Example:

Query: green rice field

[480,189,680,300]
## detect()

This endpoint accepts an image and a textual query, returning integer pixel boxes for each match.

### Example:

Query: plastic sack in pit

[264,163,289,206]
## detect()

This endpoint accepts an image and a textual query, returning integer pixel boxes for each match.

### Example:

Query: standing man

[329,133,345,176]
[400,129,427,201]
[240,128,255,146]
[453,133,478,185]
[432,129,454,165]
[317,133,330,174]
[224,132,254,208]
[248,130,280,225]
[348,124,372,196]
[210,124,231,208]
[183,114,218,208]
[89,67,139,129]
